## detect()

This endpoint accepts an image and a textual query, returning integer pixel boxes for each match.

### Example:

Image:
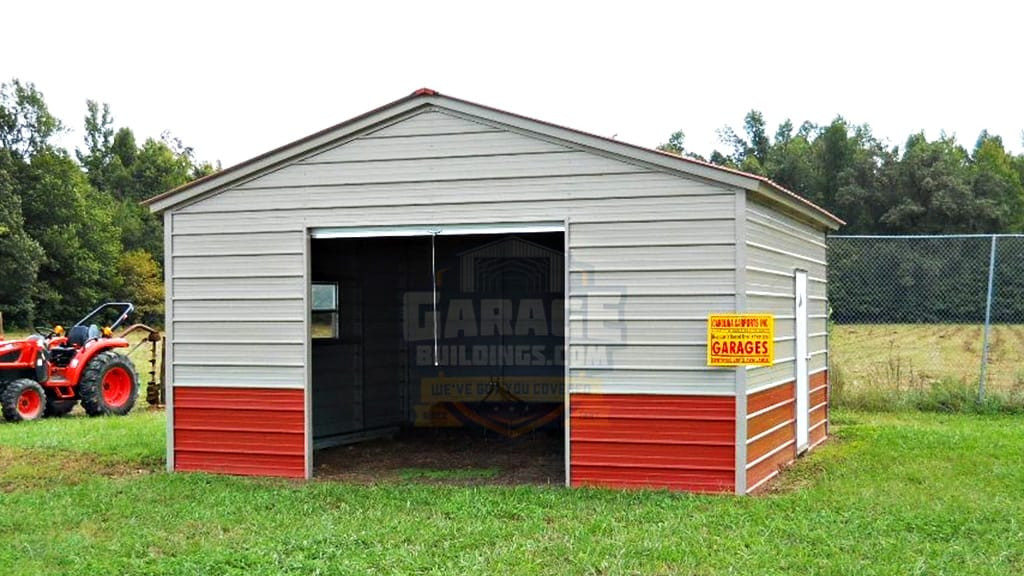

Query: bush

[115,249,164,326]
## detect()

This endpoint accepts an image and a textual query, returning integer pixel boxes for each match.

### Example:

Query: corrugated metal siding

[173,195,734,231]
[745,381,796,492]
[744,199,829,390]
[168,110,741,397]
[740,198,831,491]
[570,394,735,492]
[744,371,830,492]
[173,387,305,478]
[809,370,829,447]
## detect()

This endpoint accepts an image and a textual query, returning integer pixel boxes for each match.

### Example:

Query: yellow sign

[707,314,774,366]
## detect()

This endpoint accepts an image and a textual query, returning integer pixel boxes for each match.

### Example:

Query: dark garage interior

[310,232,565,483]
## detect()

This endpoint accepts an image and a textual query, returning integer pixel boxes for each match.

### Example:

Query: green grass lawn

[1,410,1022,575]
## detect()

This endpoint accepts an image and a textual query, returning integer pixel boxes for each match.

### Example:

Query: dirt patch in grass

[314,427,564,486]
[758,436,841,496]
[0,445,155,492]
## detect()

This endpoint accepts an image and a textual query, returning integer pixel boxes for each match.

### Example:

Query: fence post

[979,235,998,402]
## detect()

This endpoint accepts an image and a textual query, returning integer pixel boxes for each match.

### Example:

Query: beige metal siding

[168,110,740,395]
[744,199,829,391]
[177,175,733,216]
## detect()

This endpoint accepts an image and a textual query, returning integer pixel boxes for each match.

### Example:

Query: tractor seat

[50,325,99,367]
[67,325,91,348]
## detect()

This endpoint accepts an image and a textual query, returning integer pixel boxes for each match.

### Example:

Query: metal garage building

[146,89,842,494]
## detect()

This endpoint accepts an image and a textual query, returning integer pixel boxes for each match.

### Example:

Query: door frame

[794,269,809,452]
[304,221,570,483]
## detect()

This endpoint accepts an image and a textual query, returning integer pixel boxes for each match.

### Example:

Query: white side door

[795,269,809,452]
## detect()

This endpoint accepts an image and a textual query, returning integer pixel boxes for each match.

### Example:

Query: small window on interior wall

[311,282,338,339]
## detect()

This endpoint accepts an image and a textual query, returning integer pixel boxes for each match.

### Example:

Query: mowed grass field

[831,324,1024,406]
[1,410,1023,575]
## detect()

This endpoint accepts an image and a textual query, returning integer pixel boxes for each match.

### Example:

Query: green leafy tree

[657,130,687,155]
[714,110,771,175]
[19,149,122,322]
[0,79,63,158]
[77,104,217,267]
[764,120,818,199]
[117,135,201,261]
[970,132,1024,232]
[881,133,977,233]
[0,149,45,326]
[115,249,164,325]
[0,79,218,328]
[815,119,895,233]
[76,100,115,186]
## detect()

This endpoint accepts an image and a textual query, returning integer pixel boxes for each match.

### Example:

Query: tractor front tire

[78,351,139,417]
[1,378,47,422]
[44,390,77,417]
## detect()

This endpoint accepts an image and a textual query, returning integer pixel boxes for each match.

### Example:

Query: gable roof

[144,89,843,230]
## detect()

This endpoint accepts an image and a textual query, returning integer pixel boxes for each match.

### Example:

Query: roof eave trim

[429,98,761,192]
[751,182,844,230]
[144,95,431,213]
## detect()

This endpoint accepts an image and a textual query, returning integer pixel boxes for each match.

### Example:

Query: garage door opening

[310,229,566,484]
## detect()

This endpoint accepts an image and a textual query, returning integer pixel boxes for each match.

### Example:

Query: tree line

[660,112,1024,234]
[4,78,1023,328]
[666,112,1024,324]
[0,79,215,328]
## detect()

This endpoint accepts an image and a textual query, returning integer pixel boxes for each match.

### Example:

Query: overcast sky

[4,1,1021,168]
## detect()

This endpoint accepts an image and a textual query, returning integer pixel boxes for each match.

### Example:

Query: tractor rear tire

[1,378,47,422]
[78,351,139,417]
[44,390,76,417]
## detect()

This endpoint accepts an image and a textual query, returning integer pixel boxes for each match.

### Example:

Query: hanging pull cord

[431,231,439,367]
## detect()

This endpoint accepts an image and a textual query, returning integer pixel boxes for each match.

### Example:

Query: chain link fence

[828,235,1024,405]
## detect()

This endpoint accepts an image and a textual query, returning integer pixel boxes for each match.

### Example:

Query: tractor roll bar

[73,302,134,331]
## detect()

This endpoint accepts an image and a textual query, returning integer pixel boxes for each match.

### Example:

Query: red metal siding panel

[174,408,303,433]
[809,372,829,418]
[747,400,794,439]
[572,394,735,419]
[809,420,827,447]
[810,385,827,409]
[809,370,828,390]
[173,387,305,479]
[746,441,796,494]
[809,370,829,448]
[809,403,827,427]
[746,381,796,493]
[571,442,733,470]
[573,466,734,492]
[748,381,794,414]
[747,420,794,463]
[746,372,830,493]
[174,387,304,409]
[176,452,306,478]
[811,368,827,446]
[570,394,735,493]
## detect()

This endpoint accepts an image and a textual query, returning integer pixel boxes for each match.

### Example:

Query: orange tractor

[0,302,161,422]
